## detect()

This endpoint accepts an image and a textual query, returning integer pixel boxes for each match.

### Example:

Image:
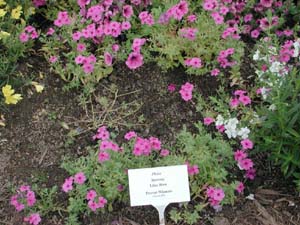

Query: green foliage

[256,68,300,186]
[60,123,237,224]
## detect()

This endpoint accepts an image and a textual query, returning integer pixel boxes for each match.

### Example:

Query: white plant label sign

[128,165,190,225]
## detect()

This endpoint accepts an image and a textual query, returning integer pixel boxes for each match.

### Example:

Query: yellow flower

[0,0,6,7]
[2,84,22,104]
[0,114,5,127]
[28,7,35,16]
[0,8,6,17]
[11,5,22,19]
[0,31,10,40]
[31,81,44,93]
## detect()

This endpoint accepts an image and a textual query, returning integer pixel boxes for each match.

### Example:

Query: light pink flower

[74,172,86,185]
[124,131,137,140]
[204,117,214,125]
[125,52,143,70]
[241,139,253,150]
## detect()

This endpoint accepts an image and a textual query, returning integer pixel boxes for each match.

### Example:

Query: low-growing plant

[56,124,241,224]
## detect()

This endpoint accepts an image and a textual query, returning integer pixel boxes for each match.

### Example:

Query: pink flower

[238,158,254,170]
[149,137,161,150]
[234,150,247,162]
[88,200,98,211]
[230,98,239,108]
[216,125,225,133]
[187,14,197,23]
[121,21,131,30]
[123,5,133,19]
[236,182,245,193]
[125,52,144,70]
[241,139,253,150]
[112,44,119,52]
[19,33,29,43]
[83,63,94,74]
[160,149,170,157]
[168,83,176,92]
[211,68,220,76]
[104,52,113,66]
[204,117,214,125]
[97,196,107,208]
[124,131,137,140]
[98,151,110,163]
[187,164,199,175]
[184,57,202,68]
[26,191,36,206]
[86,190,97,201]
[19,185,30,192]
[179,82,194,101]
[23,213,41,225]
[239,95,251,106]
[62,177,74,193]
[49,56,58,63]
[46,28,55,36]
[77,43,86,52]
[260,0,273,8]
[213,188,225,201]
[74,172,86,185]
[251,29,260,39]
[245,168,256,180]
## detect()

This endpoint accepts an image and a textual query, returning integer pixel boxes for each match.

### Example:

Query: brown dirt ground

[0,56,299,225]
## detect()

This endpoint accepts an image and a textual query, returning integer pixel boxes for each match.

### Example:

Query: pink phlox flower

[187,14,197,23]
[97,196,107,208]
[149,137,161,150]
[123,5,133,19]
[104,52,113,66]
[234,150,247,162]
[98,151,110,163]
[74,172,86,185]
[124,131,137,140]
[23,213,41,225]
[245,168,256,180]
[239,95,251,106]
[184,57,202,68]
[211,68,220,76]
[204,117,214,125]
[160,149,170,157]
[230,98,239,108]
[86,190,97,201]
[238,158,254,170]
[168,83,176,92]
[241,139,253,150]
[236,182,245,193]
[125,52,144,70]
[62,177,74,193]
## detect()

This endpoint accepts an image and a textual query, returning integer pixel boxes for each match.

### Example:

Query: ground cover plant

[1,0,300,224]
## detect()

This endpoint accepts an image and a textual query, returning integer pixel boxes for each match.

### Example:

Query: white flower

[215,115,225,126]
[237,127,250,139]
[224,118,239,139]
[260,87,269,100]
[269,104,276,111]
[293,41,300,57]
[253,50,260,61]
[269,61,282,73]
[225,127,237,139]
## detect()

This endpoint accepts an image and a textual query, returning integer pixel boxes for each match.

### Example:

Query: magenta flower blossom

[245,168,256,180]
[238,158,254,170]
[204,117,214,125]
[168,83,176,92]
[74,172,86,185]
[98,151,110,163]
[213,188,225,201]
[230,98,239,108]
[86,190,97,201]
[125,52,144,70]
[104,52,113,66]
[124,131,137,140]
[123,5,133,19]
[149,137,161,150]
[184,57,202,68]
[236,182,245,193]
[160,149,170,157]
[241,139,253,150]
[179,82,194,101]
[211,68,220,76]
[23,213,41,225]
[97,196,107,208]
[234,150,247,162]
[187,14,197,23]
[62,177,74,193]
[239,95,251,106]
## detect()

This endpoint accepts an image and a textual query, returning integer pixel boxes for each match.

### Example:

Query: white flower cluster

[252,40,300,101]
[216,115,250,139]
